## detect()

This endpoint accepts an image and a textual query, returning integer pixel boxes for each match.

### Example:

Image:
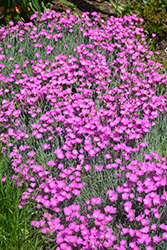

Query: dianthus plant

[0,9,167,250]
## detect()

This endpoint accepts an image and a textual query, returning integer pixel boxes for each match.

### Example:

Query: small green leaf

[162,0,167,8]
[58,0,78,16]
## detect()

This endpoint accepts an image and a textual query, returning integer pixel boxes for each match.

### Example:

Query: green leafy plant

[162,0,167,7]
[163,60,167,71]
[58,0,78,16]
[108,0,126,15]
[0,0,52,25]
[0,143,44,249]
[121,0,167,39]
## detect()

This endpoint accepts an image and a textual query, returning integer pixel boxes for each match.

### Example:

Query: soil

[50,0,167,66]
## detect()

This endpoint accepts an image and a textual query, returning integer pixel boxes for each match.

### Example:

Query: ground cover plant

[1,9,167,250]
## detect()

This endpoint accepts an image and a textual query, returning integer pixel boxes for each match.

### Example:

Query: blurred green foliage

[121,0,167,39]
[0,0,52,25]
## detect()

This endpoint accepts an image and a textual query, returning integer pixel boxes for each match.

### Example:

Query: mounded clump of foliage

[1,9,167,250]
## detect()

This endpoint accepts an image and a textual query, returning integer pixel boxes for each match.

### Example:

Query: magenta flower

[54,148,64,159]
[94,164,103,171]
[84,164,91,171]
[141,218,149,226]
[42,143,50,150]
[152,235,161,243]
[42,227,49,234]
[27,151,36,157]
[47,161,57,166]
[9,57,14,61]
[9,21,14,25]
[124,201,132,212]
[43,200,50,208]
[64,207,72,215]
[19,145,27,151]
[106,190,118,201]
[122,193,129,200]
[162,232,167,239]
[7,44,12,48]
[1,176,6,182]
[35,133,43,139]
[35,53,40,57]
[104,205,116,214]
[146,246,153,250]
[151,224,157,230]
[18,49,23,53]
[87,205,92,210]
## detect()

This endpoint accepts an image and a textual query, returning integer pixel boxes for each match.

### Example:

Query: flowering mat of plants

[1,9,167,250]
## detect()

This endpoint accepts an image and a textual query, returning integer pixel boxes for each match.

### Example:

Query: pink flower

[1,176,6,182]
[43,200,50,208]
[140,226,150,233]
[127,210,135,221]
[116,173,121,177]
[106,190,118,202]
[153,235,161,243]
[154,212,161,219]
[91,197,102,205]
[15,64,20,69]
[9,21,14,25]
[104,205,116,214]
[105,154,112,159]
[35,133,43,139]
[159,223,166,230]
[94,164,103,171]
[129,193,135,199]
[18,49,23,53]
[121,228,129,235]
[42,227,49,234]
[136,214,145,221]
[87,205,92,210]
[151,224,157,230]
[122,193,129,200]
[64,207,72,215]
[162,232,167,239]
[42,143,50,150]
[84,164,91,171]
[27,151,36,157]
[124,201,132,212]
[141,218,149,226]
[54,148,64,159]
[9,57,14,61]
[128,228,135,237]
[86,199,90,205]
[47,161,57,166]
[146,246,153,250]
[35,53,40,57]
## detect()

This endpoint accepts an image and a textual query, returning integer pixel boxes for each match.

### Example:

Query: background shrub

[121,0,167,39]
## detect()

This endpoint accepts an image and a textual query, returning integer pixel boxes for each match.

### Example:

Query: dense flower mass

[0,9,167,250]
